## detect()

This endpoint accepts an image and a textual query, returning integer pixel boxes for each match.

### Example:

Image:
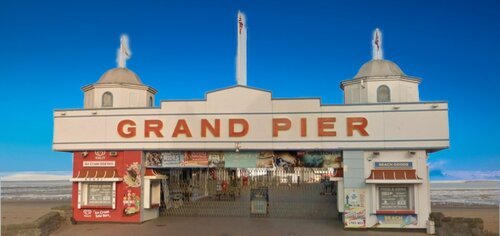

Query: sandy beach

[433,206,499,234]
[1,200,71,225]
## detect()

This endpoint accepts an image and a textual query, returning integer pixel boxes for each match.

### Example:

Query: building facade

[53,46,449,228]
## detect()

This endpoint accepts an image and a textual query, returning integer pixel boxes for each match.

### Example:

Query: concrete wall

[343,77,420,104]
[54,86,449,151]
[83,85,155,109]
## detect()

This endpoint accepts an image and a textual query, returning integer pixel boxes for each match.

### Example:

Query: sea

[0,172,499,206]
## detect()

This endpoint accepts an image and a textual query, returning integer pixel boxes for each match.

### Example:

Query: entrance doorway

[158,167,340,219]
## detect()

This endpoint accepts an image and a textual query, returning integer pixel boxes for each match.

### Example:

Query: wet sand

[1,200,71,225]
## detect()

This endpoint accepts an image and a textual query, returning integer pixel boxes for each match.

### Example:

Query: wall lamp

[235,142,241,153]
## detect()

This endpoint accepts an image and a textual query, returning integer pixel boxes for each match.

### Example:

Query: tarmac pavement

[52,216,428,236]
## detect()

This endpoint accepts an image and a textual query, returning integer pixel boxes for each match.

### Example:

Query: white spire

[117,34,131,68]
[236,11,247,86]
[372,28,383,60]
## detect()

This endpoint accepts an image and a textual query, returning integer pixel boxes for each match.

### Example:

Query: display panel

[379,186,410,210]
[87,183,113,206]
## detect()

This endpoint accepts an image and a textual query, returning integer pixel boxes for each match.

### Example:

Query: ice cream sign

[116,117,369,139]
[83,209,111,218]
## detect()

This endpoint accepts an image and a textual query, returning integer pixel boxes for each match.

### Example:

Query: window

[87,183,113,206]
[79,182,115,208]
[149,96,153,107]
[144,179,161,208]
[377,85,391,103]
[378,186,411,210]
[102,92,113,107]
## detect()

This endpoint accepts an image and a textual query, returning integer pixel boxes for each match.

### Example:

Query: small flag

[239,16,244,34]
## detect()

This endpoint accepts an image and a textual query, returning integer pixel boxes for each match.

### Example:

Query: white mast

[117,34,132,68]
[372,28,383,60]
[236,11,247,86]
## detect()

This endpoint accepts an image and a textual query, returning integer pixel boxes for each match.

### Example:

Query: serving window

[376,185,414,214]
[87,183,113,206]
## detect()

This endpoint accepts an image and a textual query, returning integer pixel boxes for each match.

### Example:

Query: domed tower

[341,29,420,104]
[81,35,157,109]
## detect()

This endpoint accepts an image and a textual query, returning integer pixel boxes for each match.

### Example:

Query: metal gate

[159,168,339,219]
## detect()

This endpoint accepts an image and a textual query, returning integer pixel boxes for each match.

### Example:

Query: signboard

[374,162,413,169]
[224,151,257,168]
[83,161,115,167]
[379,187,410,210]
[147,150,342,168]
[344,188,366,228]
[87,183,113,206]
[376,215,418,228]
[53,89,450,152]
[183,151,209,167]
[208,152,225,168]
[161,152,183,167]
[83,209,111,219]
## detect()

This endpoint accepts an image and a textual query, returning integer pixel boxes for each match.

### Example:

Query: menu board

[87,183,113,206]
[379,187,409,210]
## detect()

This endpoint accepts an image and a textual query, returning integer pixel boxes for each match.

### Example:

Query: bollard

[426,220,436,235]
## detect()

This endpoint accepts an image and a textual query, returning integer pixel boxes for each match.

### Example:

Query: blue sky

[0,0,499,177]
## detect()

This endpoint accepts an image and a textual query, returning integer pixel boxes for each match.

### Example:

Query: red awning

[334,168,343,178]
[71,168,122,182]
[366,169,422,184]
[145,169,167,180]
[323,168,343,180]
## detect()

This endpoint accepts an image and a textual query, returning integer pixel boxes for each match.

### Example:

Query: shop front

[54,82,449,228]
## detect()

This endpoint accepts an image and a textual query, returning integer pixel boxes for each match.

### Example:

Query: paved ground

[52,216,427,236]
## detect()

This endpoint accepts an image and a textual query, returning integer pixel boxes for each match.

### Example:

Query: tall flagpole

[237,11,247,86]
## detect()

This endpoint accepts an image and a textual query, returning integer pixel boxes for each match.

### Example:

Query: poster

[257,151,275,168]
[208,152,225,168]
[376,215,418,228]
[122,189,141,216]
[161,151,183,167]
[344,188,366,228]
[322,152,342,168]
[183,151,209,167]
[344,207,366,228]
[124,162,141,188]
[145,152,162,167]
[224,151,257,168]
[274,152,299,167]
